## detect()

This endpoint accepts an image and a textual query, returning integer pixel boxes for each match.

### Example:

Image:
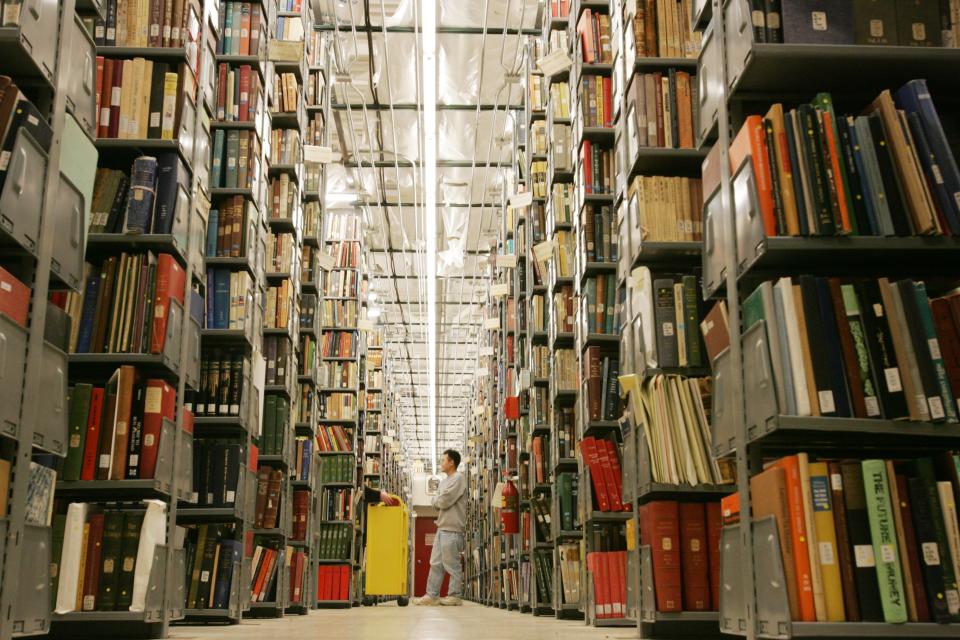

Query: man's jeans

[426,529,464,597]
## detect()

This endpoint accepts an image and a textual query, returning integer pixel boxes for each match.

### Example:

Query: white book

[130,499,167,612]
[55,502,89,613]
[775,277,811,416]
[756,281,793,414]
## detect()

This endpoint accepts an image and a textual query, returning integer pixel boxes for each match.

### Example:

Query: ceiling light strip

[422,0,438,475]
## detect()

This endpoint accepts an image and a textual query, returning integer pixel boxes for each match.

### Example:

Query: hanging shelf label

[496,254,518,268]
[536,49,573,77]
[491,283,510,297]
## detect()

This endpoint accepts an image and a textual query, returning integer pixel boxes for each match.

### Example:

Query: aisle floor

[169,601,636,640]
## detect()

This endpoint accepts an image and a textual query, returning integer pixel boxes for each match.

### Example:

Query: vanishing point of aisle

[168,602,635,640]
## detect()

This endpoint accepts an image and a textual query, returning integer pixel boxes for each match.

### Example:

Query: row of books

[52,504,160,613]
[299,294,318,331]
[261,395,291,456]
[253,467,284,529]
[217,1,265,55]
[581,203,618,264]
[267,231,295,273]
[90,155,186,234]
[630,268,705,369]
[743,276,960,423]
[579,436,626,512]
[317,565,351,601]
[327,240,363,268]
[746,454,960,623]
[65,371,174,482]
[732,83,960,238]
[206,195,252,258]
[630,374,726,487]
[549,81,571,120]
[366,370,383,389]
[273,72,301,114]
[316,425,353,452]
[363,457,380,475]
[551,230,575,278]
[577,9,613,65]
[319,361,358,389]
[293,436,314,481]
[269,128,301,165]
[627,175,704,243]
[95,59,188,140]
[91,0,197,48]
[532,549,553,605]
[291,489,310,541]
[184,524,241,609]
[629,0,701,59]
[582,275,618,335]
[627,70,696,150]
[190,441,243,506]
[288,549,309,604]
[553,284,575,334]
[553,348,578,391]
[264,335,292,386]
[301,245,320,283]
[754,1,958,47]
[215,64,261,122]
[582,348,621,421]
[273,15,304,41]
[299,335,316,376]
[321,330,358,358]
[317,523,351,560]
[321,269,361,298]
[205,269,253,330]
[587,551,628,618]
[305,114,323,148]
[249,543,281,602]
[319,393,357,421]
[264,281,293,330]
[318,455,354,484]
[191,350,247,417]
[306,70,325,108]
[324,216,363,242]
[558,543,582,603]
[641,500,722,612]
[582,141,615,195]
[211,129,260,189]
[580,75,613,129]
[320,488,353,522]
[270,173,298,221]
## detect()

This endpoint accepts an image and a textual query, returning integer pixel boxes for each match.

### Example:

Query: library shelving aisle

[176,0,267,625]
[697,1,960,640]
[315,207,365,609]
[48,1,212,638]
[0,0,94,636]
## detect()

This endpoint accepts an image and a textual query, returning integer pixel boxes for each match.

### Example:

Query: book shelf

[0,0,93,637]
[696,1,960,640]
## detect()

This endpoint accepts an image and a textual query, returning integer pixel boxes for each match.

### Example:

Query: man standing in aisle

[415,449,467,606]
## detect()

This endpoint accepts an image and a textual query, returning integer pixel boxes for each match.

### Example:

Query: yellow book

[797,453,827,620]
[139,59,153,139]
[807,460,846,621]
[161,72,179,140]
[126,58,143,138]
[75,522,91,611]
[117,60,133,139]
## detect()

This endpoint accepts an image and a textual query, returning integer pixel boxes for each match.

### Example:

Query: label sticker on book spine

[865,396,881,417]
[946,589,960,613]
[830,473,843,492]
[929,338,943,360]
[811,11,828,31]
[661,537,672,551]
[817,390,836,414]
[869,19,884,38]
[922,542,941,566]
[854,544,875,567]
[884,367,902,392]
[880,544,896,564]
[819,542,836,565]
[912,22,926,41]
[929,396,946,420]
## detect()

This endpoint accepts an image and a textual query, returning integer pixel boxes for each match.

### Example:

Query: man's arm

[431,474,465,509]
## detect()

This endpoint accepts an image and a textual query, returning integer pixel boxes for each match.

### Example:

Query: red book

[240,3,252,55]
[641,501,681,612]
[729,115,776,237]
[504,396,520,420]
[679,502,711,611]
[98,58,113,138]
[238,65,251,121]
[706,501,722,611]
[931,298,960,402]
[594,437,623,511]
[150,253,186,355]
[140,379,175,479]
[0,265,30,327]
[577,9,596,63]
[320,566,330,600]
[587,553,605,619]
[82,512,106,611]
[602,77,612,128]
[617,551,628,618]
[340,565,350,600]
[181,406,194,434]
[252,549,269,600]
[95,56,105,131]
[108,60,123,138]
[603,439,629,511]
[609,552,625,618]
[216,63,227,120]
[80,387,105,480]
[767,455,816,621]
[578,437,610,511]
[249,443,258,471]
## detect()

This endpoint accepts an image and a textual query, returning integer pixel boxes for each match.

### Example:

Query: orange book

[729,115,777,237]
[768,455,817,621]
[820,110,853,233]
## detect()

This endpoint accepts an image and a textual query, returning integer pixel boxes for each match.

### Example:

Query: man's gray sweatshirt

[431,471,467,532]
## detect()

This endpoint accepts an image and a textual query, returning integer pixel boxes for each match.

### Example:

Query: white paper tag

[819,542,836,565]
[854,544,876,568]
[880,543,896,564]
[303,145,340,164]
[830,473,842,492]
[884,367,903,392]
[929,396,946,420]
[510,191,533,208]
[536,49,573,76]
[484,317,500,330]
[922,542,941,566]
[496,254,518,268]
[865,396,881,417]
[661,536,672,551]
[929,338,943,360]
[226,490,236,502]
[491,283,510,297]
[818,390,836,414]
[533,240,554,262]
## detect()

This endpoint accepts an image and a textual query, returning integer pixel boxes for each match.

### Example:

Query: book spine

[862,459,909,623]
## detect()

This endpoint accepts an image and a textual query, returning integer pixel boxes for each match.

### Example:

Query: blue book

[76,274,101,353]
[211,129,225,188]
[212,539,241,609]
[213,269,230,329]
[845,117,881,236]
[206,209,219,257]
[206,268,215,328]
[123,156,158,233]
[189,288,204,327]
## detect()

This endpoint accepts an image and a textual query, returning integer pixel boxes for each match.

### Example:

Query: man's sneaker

[414,595,440,606]
[439,596,462,606]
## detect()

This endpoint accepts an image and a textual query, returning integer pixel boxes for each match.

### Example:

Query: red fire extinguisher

[501,479,519,534]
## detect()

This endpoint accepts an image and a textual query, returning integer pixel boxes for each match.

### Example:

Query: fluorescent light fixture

[422,0,438,475]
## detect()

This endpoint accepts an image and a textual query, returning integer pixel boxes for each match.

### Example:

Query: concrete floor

[169,602,637,640]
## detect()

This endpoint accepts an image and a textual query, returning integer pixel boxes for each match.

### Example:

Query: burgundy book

[679,502,710,611]
[705,501,722,611]
[82,512,106,611]
[641,501,681,612]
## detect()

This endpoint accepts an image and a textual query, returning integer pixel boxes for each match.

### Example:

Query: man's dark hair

[443,449,461,468]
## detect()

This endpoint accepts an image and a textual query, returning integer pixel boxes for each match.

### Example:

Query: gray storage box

[0,313,28,437]
[34,340,68,455]
[0,129,48,255]
[63,15,97,136]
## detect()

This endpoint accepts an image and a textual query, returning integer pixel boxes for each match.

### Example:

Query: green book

[49,514,67,611]
[116,512,144,609]
[263,395,277,456]
[275,398,289,455]
[97,510,124,610]
[187,524,208,608]
[861,459,908,623]
[604,273,616,334]
[682,275,701,366]
[225,130,240,189]
[558,473,574,531]
[63,384,92,481]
